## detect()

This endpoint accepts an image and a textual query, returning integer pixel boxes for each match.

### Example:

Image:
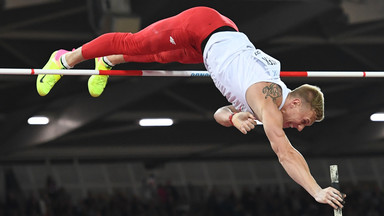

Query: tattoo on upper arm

[262,83,282,104]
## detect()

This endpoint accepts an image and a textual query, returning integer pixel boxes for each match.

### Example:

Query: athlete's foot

[36,49,69,96]
[88,57,112,97]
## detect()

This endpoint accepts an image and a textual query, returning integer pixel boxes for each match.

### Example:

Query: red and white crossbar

[0,68,384,77]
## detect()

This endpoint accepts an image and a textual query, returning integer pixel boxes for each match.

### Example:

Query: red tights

[81,7,238,64]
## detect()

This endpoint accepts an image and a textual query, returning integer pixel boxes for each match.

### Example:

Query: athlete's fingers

[327,189,344,209]
[243,123,251,132]
[247,113,256,120]
[247,119,256,127]
[329,188,346,203]
[332,192,346,206]
[327,198,338,209]
[332,191,344,202]
[330,196,344,209]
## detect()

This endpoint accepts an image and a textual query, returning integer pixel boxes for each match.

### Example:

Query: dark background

[0,1,383,216]
[0,0,384,162]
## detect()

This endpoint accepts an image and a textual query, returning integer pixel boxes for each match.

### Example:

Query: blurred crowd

[1,173,383,216]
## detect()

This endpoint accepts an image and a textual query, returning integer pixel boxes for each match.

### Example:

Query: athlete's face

[282,99,316,132]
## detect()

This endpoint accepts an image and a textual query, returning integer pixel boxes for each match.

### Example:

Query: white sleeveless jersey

[203,31,291,115]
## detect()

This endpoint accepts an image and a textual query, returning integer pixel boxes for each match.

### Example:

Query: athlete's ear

[291,98,301,107]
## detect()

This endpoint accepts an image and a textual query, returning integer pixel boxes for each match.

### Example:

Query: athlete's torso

[203,31,291,115]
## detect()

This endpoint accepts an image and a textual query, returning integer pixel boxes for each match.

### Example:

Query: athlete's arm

[246,83,345,209]
[214,105,256,134]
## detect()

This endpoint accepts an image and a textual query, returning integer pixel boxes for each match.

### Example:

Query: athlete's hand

[314,187,346,209]
[232,112,257,134]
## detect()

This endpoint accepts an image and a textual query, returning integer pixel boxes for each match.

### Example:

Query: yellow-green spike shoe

[36,49,69,96]
[88,57,112,97]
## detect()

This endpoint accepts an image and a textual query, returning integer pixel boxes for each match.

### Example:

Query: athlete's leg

[65,6,237,67]
[37,7,237,96]
[64,45,202,68]
[104,54,125,66]
[120,48,202,64]
[64,47,85,68]
[64,12,194,67]
[48,7,193,68]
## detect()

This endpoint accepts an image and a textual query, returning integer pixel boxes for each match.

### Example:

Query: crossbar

[0,68,384,77]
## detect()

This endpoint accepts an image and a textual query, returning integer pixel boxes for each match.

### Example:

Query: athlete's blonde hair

[290,84,324,122]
